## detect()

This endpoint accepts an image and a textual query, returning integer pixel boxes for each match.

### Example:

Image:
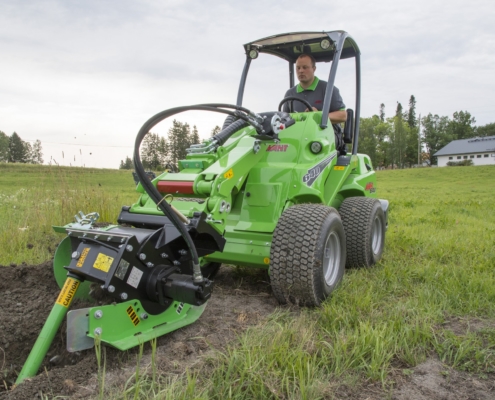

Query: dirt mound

[0,263,278,399]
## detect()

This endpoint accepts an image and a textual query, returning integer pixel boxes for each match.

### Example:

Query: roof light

[248,49,259,59]
[320,39,331,50]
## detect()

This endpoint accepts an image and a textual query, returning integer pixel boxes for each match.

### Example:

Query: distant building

[434,136,495,167]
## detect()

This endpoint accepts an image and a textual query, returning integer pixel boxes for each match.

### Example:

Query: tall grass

[0,164,138,264]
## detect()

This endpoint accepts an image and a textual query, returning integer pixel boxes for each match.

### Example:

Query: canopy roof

[243,31,360,63]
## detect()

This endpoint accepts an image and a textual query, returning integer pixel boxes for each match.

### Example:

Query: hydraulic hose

[133,103,260,283]
[212,119,249,146]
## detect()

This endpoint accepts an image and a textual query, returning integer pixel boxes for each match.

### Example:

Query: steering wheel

[278,96,314,113]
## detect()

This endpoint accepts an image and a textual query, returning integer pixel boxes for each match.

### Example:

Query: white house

[434,136,495,167]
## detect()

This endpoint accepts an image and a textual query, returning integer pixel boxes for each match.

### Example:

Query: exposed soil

[1,263,494,400]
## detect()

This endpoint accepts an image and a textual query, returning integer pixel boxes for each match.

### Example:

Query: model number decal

[303,153,337,186]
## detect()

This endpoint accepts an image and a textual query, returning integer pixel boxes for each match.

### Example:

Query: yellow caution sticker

[56,278,80,308]
[76,247,90,267]
[93,253,114,273]
[263,257,270,265]
[126,305,140,326]
[224,169,234,179]
[334,166,345,171]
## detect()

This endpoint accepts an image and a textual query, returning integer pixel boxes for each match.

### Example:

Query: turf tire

[339,197,386,268]
[270,204,346,307]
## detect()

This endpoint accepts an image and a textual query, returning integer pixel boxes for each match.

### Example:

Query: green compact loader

[16,30,388,384]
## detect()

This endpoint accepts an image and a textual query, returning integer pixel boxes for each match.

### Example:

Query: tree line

[359,95,494,168]
[127,100,494,171]
[0,131,43,164]
[120,120,217,170]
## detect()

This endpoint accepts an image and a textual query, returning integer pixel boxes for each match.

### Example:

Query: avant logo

[365,182,376,193]
[303,153,337,187]
[267,144,288,152]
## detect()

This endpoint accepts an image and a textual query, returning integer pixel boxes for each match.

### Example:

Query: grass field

[0,163,138,265]
[1,164,495,399]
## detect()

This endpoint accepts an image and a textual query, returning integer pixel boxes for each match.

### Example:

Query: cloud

[1,0,494,168]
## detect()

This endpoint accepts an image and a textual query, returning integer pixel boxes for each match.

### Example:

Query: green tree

[0,131,9,162]
[8,132,28,163]
[167,120,191,167]
[374,119,392,168]
[422,113,451,165]
[119,156,133,170]
[476,122,495,137]
[190,125,200,146]
[450,111,476,140]
[30,140,43,164]
[403,123,418,167]
[379,103,385,122]
[141,133,168,170]
[388,103,406,168]
[359,116,380,166]
[407,95,417,128]
[211,125,221,137]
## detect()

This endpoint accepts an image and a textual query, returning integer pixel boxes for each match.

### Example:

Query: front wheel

[270,204,346,307]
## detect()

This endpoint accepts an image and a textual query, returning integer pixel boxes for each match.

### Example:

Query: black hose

[221,114,237,130]
[213,119,249,146]
[133,103,258,283]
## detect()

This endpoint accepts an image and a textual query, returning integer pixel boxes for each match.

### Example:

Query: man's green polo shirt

[283,76,346,113]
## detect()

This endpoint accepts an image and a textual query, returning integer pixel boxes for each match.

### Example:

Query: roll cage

[236,31,362,155]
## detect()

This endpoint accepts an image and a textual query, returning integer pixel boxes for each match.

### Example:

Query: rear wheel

[270,204,346,307]
[339,197,385,268]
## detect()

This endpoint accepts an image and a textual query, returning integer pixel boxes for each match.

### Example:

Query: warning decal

[93,253,114,273]
[56,278,80,308]
[126,305,140,326]
[76,247,90,267]
[224,169,234,179]
[127,267,143,289]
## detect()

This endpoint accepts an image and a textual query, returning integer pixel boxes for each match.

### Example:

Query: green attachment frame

[86,300,206,351]
[53,237,92,299]
[16,276,82,385]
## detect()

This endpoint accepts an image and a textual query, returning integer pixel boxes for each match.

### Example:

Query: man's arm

[329,109,347,124]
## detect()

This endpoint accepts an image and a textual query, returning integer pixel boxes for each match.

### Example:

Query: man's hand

[304,107,318,112]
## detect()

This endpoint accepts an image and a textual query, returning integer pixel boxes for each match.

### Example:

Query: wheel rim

[323,231,341,286]
[371,215,383,255]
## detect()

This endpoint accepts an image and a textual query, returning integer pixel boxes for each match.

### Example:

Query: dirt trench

[1,263,494,400]
[0,262,277,399]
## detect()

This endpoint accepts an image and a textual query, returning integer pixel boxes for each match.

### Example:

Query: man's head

[295,54,316,88]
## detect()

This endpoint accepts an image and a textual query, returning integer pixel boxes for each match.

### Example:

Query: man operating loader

[283,53,347,124]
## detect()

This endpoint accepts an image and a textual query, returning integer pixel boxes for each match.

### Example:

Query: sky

[1,0,494,169]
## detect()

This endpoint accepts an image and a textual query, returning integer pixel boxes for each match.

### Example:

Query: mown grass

[97,165,495,399]
[3,164,495,399]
